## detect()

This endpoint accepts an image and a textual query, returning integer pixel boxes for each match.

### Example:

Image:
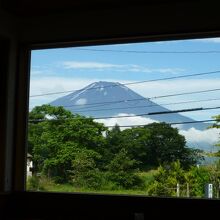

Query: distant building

[27,153,33,177]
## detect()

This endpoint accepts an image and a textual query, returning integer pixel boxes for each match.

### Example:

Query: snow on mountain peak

[75,98,87,105]
[69,82,97,101]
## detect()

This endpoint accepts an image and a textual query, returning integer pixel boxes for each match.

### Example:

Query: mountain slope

[50,81,209,130]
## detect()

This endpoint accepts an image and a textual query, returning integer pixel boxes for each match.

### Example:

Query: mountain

[50,81,209,131]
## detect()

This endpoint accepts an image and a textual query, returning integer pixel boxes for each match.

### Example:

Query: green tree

[148,162,217,198]
[106,125,151,168]
[208,114,220,197]
[115,123,202,169]
[184,166,210,197]
[116,127,151,169]
[212,115,220,129]
[143,123,202,168]
[207,161,220,198]
[106,148,144,189]
[104,124,123,163]
[205,112,220,198]
[210,115,220,148]
[71,148,104,189]
[147,161,186,197]
[28,105,106,182]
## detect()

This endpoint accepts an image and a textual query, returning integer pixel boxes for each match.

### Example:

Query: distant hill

[50,81,209,131]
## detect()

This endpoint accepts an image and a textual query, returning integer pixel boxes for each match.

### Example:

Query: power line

[151,88,220,100]
[93,106,220,120]
[71,97,220,113]
[28,106,220,122]
[105,119,216,128]
[28,118,217,128]
[30,70,220,97]
[54,88,220,108]
[75,48,220,54]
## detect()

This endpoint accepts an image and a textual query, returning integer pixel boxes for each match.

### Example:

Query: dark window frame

[2,1,220,217]
[14,33,220,192]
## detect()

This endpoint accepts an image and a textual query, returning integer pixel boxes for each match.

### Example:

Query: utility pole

[186,183,190,197]
[205,183,213,199]
[176,183,180,197]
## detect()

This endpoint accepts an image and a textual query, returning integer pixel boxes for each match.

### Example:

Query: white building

[27,153,33,177]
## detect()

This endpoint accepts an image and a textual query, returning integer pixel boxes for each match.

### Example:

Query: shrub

[27,175,45,191]
[71,149,104,189]
[147,161,186,197]
[106,149,144,189]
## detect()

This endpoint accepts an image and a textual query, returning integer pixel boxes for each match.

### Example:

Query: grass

[205,151,220,157]
[46,184,149,195]
[27,169,158,195]
[138,169,158,183]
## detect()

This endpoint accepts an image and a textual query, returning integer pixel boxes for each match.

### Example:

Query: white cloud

[63,61,121,69]
[128,78,220,101]
[95,114,158,130]
[62,61,183,74]
[29,77,98,109]
[128,78,220,120]
[179,128,219,150]
[155,68,183,74]
[126,65,184,74]
[29,77,95,97]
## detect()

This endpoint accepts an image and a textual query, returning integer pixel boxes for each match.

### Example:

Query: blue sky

[30,37,220,121]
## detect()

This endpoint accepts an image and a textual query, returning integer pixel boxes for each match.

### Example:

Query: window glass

[27,38,220,198]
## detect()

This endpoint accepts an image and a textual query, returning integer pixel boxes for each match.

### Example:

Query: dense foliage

[147,160,220,198]
[106,123,202,169]
[147,114,220,198]
[28,105,203,190]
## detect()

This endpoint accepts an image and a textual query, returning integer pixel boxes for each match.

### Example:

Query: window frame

[14,33,220,192]
[5,1,220,217]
